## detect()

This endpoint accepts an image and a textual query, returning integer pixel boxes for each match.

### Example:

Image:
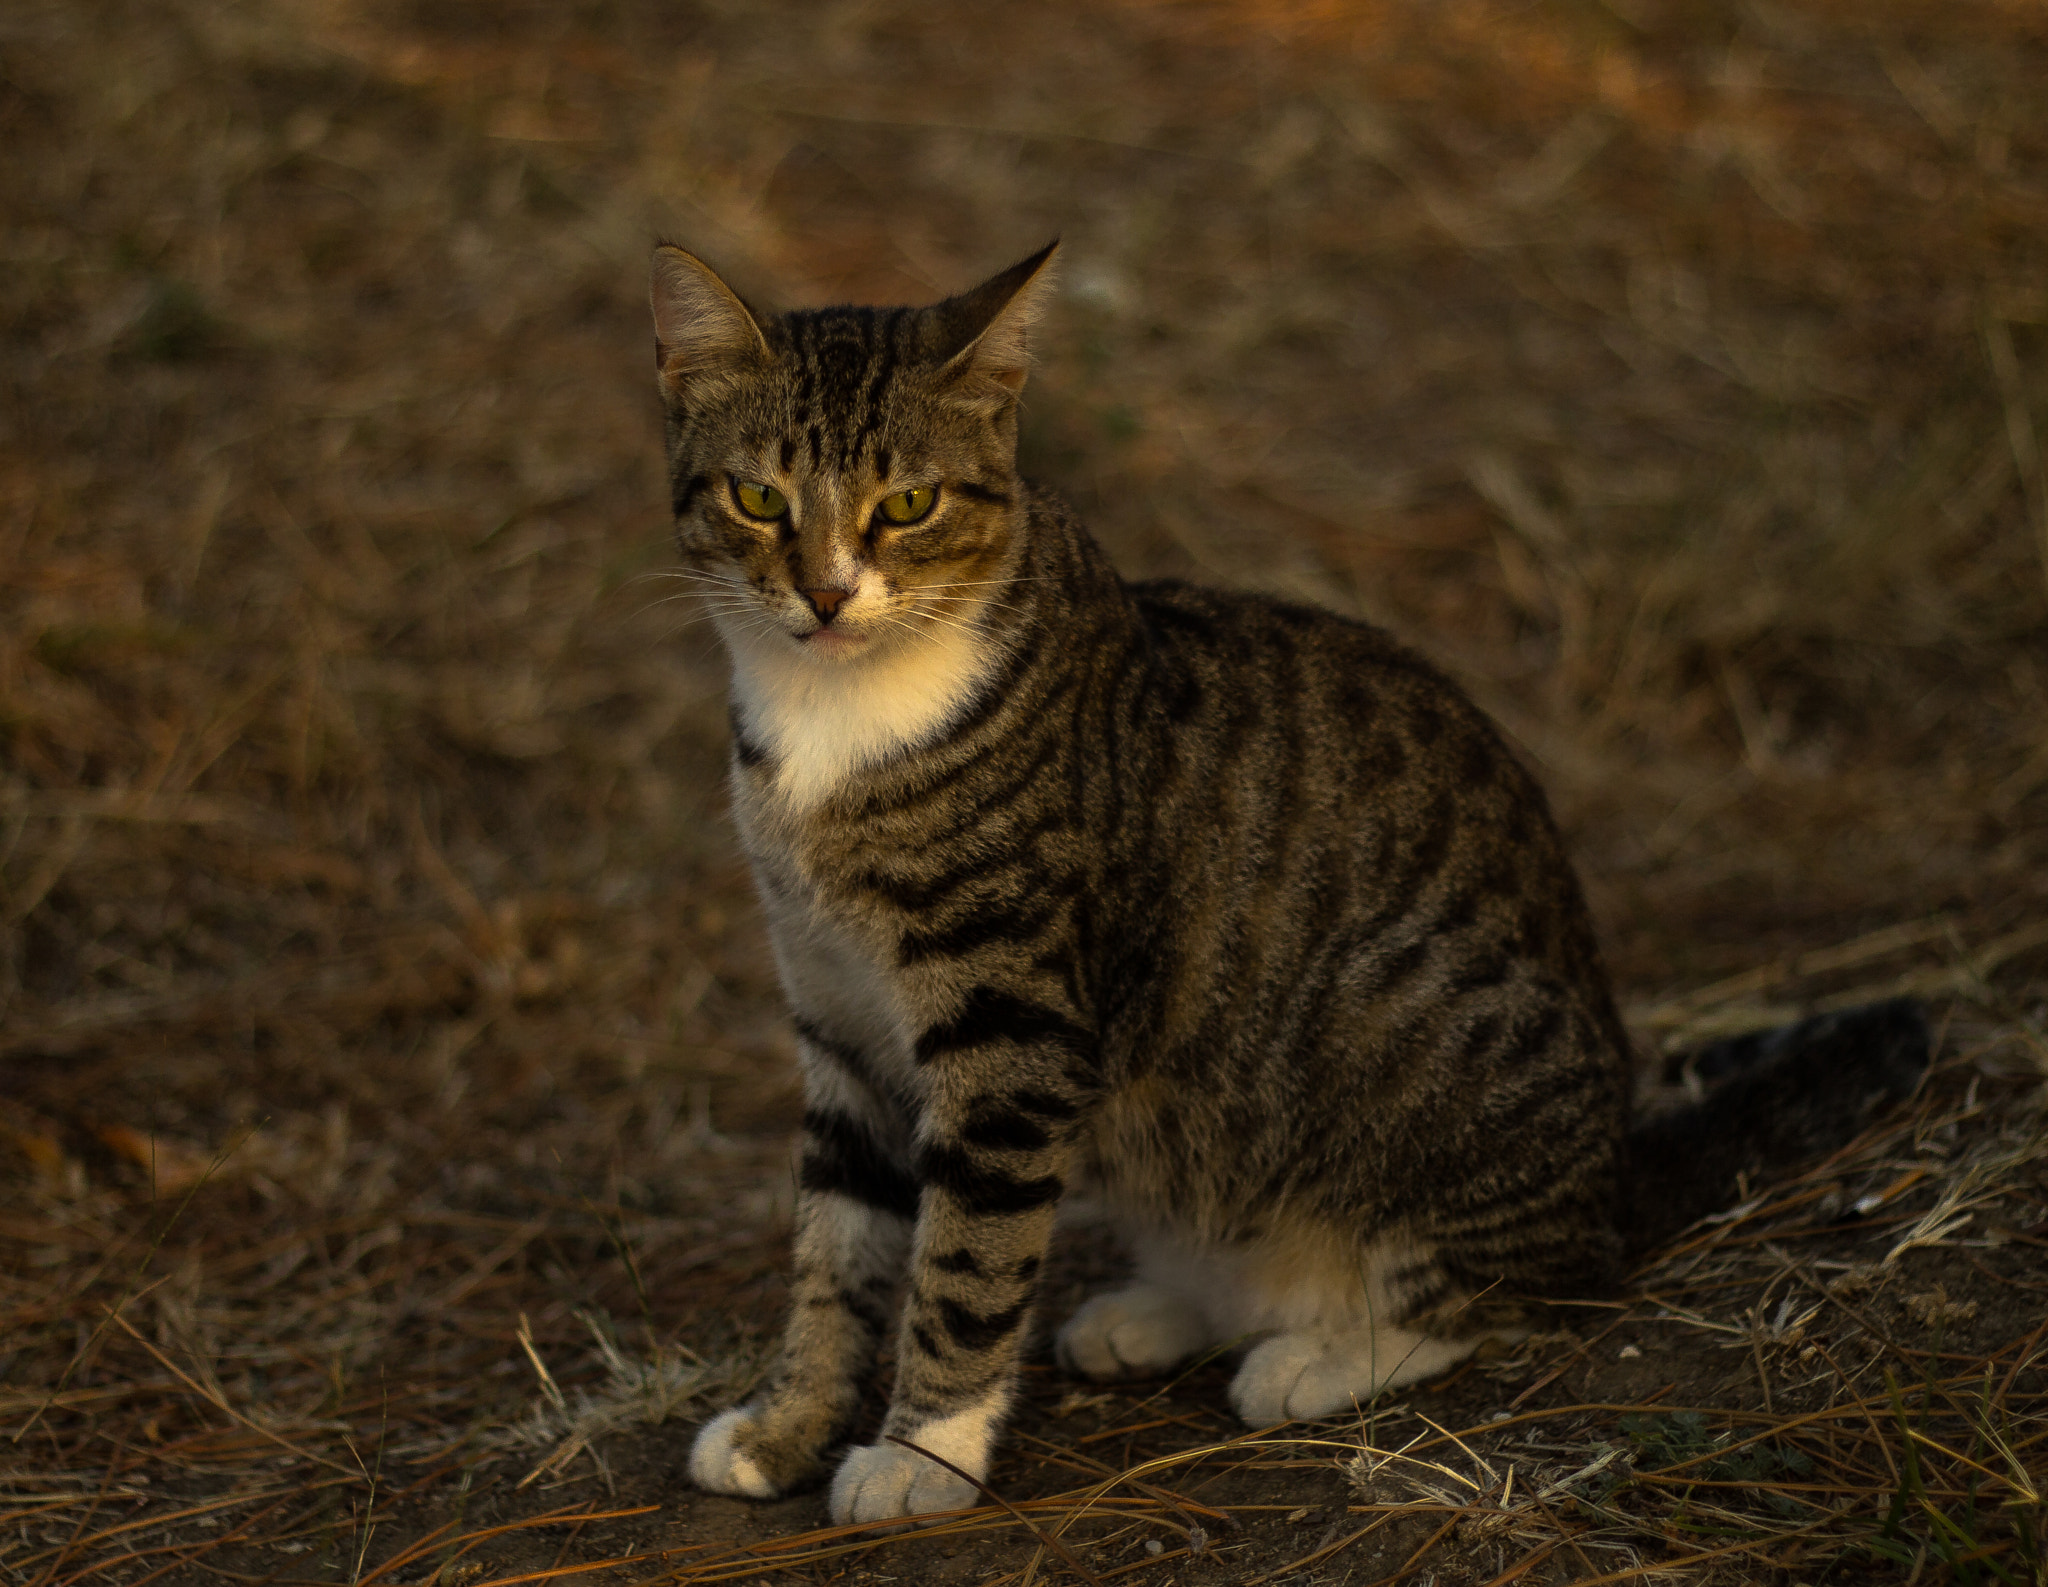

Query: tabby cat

[649,242,1928,1526]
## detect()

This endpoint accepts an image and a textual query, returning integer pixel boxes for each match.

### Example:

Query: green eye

[733,480,787,521]
[878,486,937,525]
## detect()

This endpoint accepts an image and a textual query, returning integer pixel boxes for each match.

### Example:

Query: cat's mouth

[800,626,867,656]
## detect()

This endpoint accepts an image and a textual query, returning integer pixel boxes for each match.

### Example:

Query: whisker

[888,608,989,640]
[630,568,747,591]
[916,574,1061,588]
[896,592,1028,624]
[630,569,753,597]
[909,582,1052,608]
[635,589,754,607]
[651,610,739,635]
[908,583,1038,614]
[631,595,759,622]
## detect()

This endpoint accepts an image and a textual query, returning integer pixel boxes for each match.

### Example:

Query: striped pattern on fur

[648,244,1922,1527]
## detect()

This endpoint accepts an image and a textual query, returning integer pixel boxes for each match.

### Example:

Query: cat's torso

[731,483,1629,1271]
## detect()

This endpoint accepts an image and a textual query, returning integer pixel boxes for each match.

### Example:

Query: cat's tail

[1617,996,1931,1257]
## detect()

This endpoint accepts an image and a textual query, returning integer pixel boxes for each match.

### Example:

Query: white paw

[829,1440,978,1526]
[1055,1283,1212,1380]
[1229,1328,1474,1424]
[688,1405,776,1498]
[1230,1333,1331,1424]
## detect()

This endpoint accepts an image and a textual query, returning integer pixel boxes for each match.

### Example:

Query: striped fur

[648,244,1901,1527]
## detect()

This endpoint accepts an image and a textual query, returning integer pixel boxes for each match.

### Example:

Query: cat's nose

[804,587,851,622]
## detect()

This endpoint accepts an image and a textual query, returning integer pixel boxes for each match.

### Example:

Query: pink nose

[805,588,850,621]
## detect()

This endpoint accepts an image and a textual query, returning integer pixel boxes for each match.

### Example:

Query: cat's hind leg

[1217,1234,1519,1424]
[1053,1230,1228,1381]
[1055,1282,1215,1380]
[1228,1325,1479,1424]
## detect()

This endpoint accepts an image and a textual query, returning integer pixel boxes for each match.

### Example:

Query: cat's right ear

[650,246,769,405]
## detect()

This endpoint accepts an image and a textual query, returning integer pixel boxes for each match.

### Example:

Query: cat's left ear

[934,240,1061,405]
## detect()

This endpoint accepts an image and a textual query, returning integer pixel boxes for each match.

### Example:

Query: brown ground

[3,0,2046,1582]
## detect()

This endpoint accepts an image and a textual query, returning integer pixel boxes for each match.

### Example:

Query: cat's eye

[877,486,937,526]
[732,480,788,522]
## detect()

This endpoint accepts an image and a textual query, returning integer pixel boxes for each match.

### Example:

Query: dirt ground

[4,0,2047,1582]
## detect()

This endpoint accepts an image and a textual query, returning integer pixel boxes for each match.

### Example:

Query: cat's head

[650,243,1059,665]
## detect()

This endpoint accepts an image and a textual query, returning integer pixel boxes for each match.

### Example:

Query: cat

[647,241,1929,1527]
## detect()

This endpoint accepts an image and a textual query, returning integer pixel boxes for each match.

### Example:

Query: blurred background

[3,0,2045,1560]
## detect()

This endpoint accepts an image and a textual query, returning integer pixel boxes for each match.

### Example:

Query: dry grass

[3,0,2046,1580]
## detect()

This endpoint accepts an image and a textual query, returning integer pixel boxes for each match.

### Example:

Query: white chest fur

[721,613,1000,811]
[764,890,923,1102]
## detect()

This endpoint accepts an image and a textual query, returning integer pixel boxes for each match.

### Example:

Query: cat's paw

[1055,1283,1211,1380]
[828,1441,978,1527]
[688,1406,779,1498]
[1230,1333,1352,1424]
[1229,1328,1475,1424]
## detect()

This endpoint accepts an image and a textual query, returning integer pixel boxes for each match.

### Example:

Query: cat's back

[1090,572,1625,1086]
[1124,575,1506,790]
[1113,574,1575,888]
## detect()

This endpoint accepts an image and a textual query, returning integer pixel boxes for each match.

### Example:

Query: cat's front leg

[829,1007,1086,1527]
[689,1064,916,1498]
